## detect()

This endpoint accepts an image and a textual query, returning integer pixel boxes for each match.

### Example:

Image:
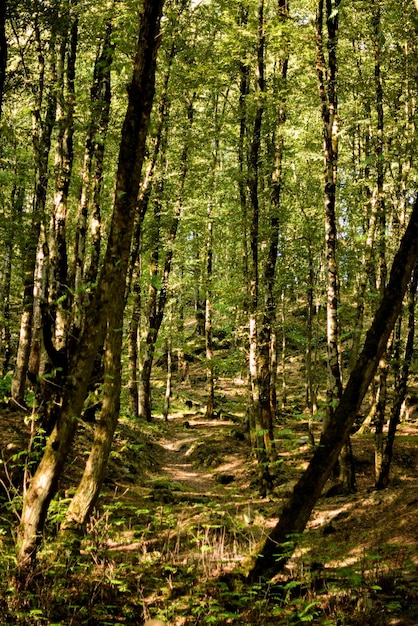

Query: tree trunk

[247,195,418,582]
[305,238,317,414]
[258,0,288,456]
[11,21,58,407]
[60,310,122,542]
[0,0,7,118]
[71,21,113,317]
[246,0,273,496]
[376,267,417,488]
[163,335,172,421]
[138,97,194,421]
[205,201,214,419]
[49,2,77,354]
[16,0,165,574]
[237,3,250,318]
[316,0,355,492]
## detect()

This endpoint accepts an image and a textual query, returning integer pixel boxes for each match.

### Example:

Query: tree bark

[316,0,355,492]
[0,0,7,118]
[376,267,417,489]
[127,48,173,418]
[11,21,58,406]
[138,97,194,422]
[258,0,288,454]
[16,0,165,573]
[49,3,77,350]
[71,21,113,316]
[248,195,418,582]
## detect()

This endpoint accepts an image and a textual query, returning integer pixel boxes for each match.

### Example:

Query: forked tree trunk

[16,0,165,574]
[60,312,122,542]
[248,196,418,581]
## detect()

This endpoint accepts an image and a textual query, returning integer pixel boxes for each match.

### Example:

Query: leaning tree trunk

[247,195,418,582]
[60,309,123,544]
[16,0,165,574]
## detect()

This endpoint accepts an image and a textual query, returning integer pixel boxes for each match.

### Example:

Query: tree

[0,0,6,117]
[16,0,165,573]
[248,194,418,581]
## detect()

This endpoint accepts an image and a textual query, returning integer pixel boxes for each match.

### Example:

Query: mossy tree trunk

[16,0,165,574]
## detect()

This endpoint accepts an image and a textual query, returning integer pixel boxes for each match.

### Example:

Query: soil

[1,386,418,625]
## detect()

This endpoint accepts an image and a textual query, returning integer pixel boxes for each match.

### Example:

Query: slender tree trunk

[316,0,355,492]
[0,183,23,375]
[280,290,287,409]
[163,335,172,421]
[248,196,418,581]
[305,238,318,414]
[71,21,113,314]
[50,3,77,350]
[376,267,417,488]
[16,0,165,573]
[247,0,273,496]
[258,0,288,457]
[128,275,141,418]
[238,3,250,318]
[11,22,58,407]
[371,0,389,478]
[0,0,7,118]
[138,97,194,421]
[127,51,173,416]
[205,201,214,419]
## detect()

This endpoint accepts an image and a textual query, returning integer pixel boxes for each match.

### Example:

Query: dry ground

[1,382,418,625]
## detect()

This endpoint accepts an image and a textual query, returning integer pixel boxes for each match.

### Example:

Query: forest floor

[1,375,418,625]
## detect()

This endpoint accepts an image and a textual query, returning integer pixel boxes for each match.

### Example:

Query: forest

[0,0,418,623]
